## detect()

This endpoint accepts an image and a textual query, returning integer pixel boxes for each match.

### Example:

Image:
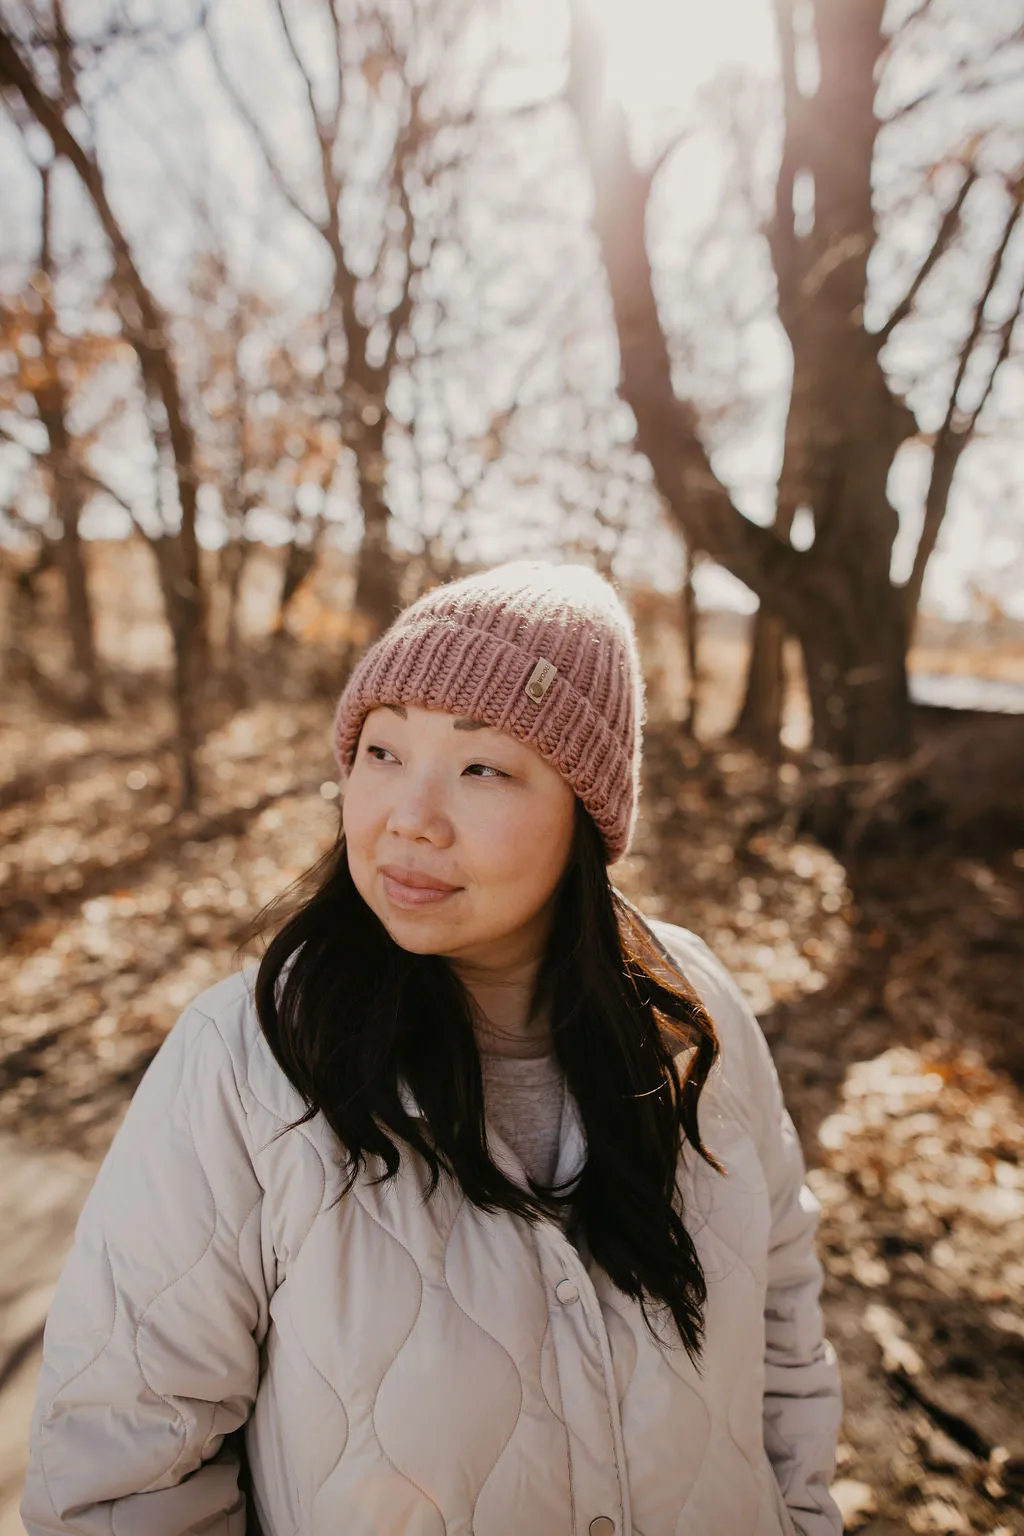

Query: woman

[23,561,842,1536]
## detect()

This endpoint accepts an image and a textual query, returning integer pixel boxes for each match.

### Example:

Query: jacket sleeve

[21,1002,273,1536]
[738,1003,842,1536]
[654,924,844,1536]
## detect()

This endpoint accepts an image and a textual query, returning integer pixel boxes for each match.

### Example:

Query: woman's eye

[363,746,507,777]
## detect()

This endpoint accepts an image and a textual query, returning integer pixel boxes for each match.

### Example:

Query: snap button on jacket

[22,922,842,1536]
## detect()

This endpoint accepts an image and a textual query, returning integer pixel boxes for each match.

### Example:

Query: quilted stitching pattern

[22,929,842,1536]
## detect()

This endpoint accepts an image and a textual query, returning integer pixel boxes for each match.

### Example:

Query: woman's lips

[380,867,461,908]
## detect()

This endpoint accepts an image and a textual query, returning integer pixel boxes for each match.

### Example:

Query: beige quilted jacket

[22,921,842,1536]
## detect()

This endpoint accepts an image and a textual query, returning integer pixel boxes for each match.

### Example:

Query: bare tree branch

[767,0,804,331]
[78,468,132,516]
[1,413,138,522]
[968,266,1024,427]
[269,0,325,132]
[903,188,1024,619]
[886,70,1018,124]
[0,421,42,454]
[321,0,347,132]
[266,0,355,315]
[877,165,978,344]
[642,122,696,194]
[291,0,369,388]
[946,186,1022,422]
[883,25,1024,122]
[202,15,326,235]
[0,477,42,535]
[377,90,430,381]
[52,0,83,112]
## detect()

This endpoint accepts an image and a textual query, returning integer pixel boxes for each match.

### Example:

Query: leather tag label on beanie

[525,657,558,702]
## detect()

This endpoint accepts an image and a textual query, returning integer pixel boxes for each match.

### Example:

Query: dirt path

[0,1137,97,1535]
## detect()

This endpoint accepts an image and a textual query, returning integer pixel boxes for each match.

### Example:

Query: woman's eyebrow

[380,703,486,733]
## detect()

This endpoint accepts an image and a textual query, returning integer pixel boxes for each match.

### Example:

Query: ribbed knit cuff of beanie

[332,561,646,863]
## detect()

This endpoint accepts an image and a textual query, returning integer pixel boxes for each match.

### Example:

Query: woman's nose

[385,775,454,844]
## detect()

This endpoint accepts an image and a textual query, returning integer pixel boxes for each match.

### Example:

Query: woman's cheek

[490,804,567,890]
[472,801,531,871]
[344,763,382,828]
[341,791,375,870]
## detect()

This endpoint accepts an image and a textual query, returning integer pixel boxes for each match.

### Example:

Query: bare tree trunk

[795,553,912,762]
[216,486,254,667]
[35,165,102,716]
[5,544,72,711]
[680,544,699,738]
[51,439,102,715]
[273,544,318,640]
[271,488,331,643]
[152,537,202,811]
[735,610,786,759]
[351,496,401,641]
[222,538,249,663]
[345,377,402,644]
[733,488,798,753]
[218,534,254,708]
[37,377,102,714]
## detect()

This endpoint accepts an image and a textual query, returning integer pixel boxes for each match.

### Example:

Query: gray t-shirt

[479,1049,566,1186]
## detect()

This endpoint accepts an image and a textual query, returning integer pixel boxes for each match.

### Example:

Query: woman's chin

[378,906,464,955]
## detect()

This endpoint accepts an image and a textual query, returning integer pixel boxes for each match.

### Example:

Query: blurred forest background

[1,0,1023,1532]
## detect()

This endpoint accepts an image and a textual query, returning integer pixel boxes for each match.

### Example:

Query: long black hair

[249,799,721,1362]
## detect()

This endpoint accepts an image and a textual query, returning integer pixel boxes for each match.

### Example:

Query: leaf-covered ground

[1,666,1022,1534]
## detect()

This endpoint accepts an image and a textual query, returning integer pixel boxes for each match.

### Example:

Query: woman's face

[343,703,577,971]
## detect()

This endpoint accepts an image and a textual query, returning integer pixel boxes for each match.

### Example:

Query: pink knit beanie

[332,561,645,862]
